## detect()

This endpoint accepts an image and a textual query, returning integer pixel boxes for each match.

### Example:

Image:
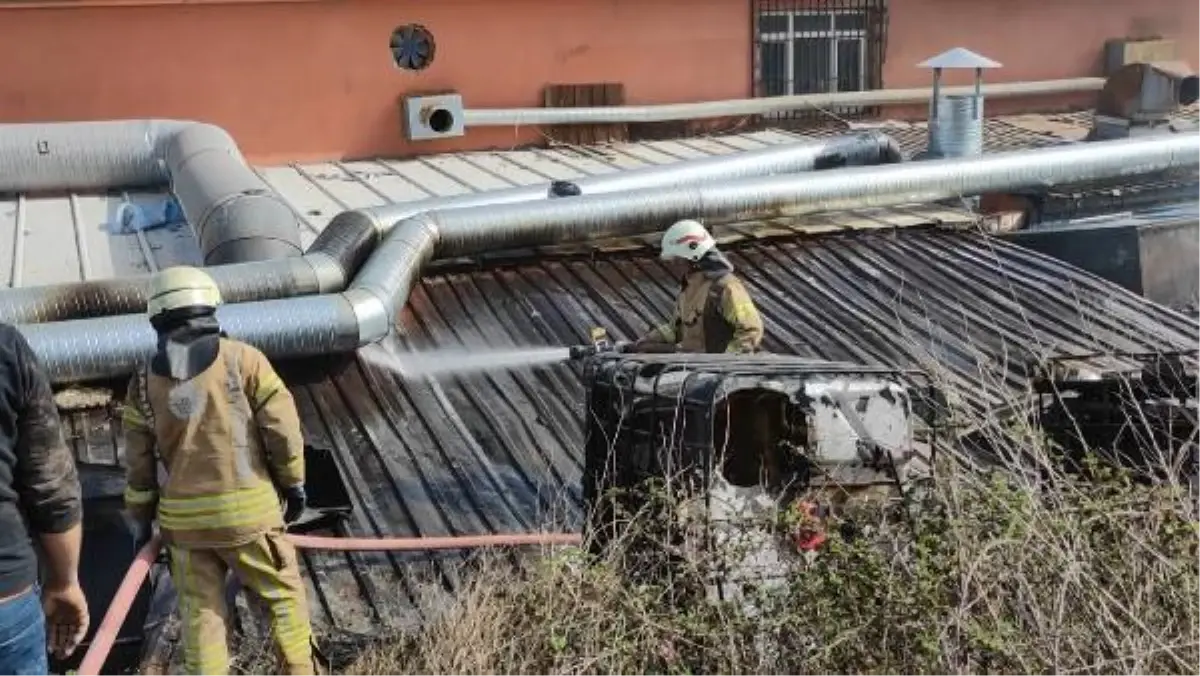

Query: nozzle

[569,326,634,361]
[568,345,598,361]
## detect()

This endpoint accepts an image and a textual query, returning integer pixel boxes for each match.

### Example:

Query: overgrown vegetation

[228,366,1199,676]
[317,452,1196,673]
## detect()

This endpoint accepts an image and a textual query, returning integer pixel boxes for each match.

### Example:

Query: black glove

[283,485,307,524]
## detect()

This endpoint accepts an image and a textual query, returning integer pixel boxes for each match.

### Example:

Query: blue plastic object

[108,197,183,235]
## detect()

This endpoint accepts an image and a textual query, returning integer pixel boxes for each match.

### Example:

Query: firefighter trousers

[168,530,314,675]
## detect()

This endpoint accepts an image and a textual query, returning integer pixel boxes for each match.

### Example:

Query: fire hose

[77,326,639,674]
[76,531,582,675]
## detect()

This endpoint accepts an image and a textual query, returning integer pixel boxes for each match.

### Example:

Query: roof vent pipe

[918,48,1002,160]
[0,132,904,325]
[19,133,1200,385]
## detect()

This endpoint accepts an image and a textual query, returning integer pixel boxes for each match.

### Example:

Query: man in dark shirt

[0,324,88,674]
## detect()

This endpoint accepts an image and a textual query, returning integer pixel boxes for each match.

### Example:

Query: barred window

[752,0,888,119]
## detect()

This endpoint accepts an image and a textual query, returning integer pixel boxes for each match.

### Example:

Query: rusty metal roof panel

[34,115,1197,638]
[61,226,1198,636]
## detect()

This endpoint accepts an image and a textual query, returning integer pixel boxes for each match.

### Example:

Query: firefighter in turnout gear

[632,220,765,354]
[121,266,315,675]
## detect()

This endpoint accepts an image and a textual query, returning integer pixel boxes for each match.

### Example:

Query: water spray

[359,327,633,380]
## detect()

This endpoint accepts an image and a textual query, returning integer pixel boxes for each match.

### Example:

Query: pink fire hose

[76,531,582,675]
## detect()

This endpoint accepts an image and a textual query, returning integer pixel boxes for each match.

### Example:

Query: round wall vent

[390,24,436,71]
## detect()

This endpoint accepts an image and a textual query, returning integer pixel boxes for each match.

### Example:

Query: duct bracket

[403,93,466,142]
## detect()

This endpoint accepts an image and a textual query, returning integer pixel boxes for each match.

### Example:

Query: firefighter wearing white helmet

[123,266,316,674]
[631,220,764,354]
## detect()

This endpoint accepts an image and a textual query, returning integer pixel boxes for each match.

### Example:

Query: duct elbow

[342,288,393,346]
[339,214,440,345]
[165,122,304,265]
[300,251,351,294]
[873,133,907,164]
[307,210,384,284]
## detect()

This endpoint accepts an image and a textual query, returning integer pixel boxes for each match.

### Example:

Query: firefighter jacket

[122,338,305,549]
[645,269,764,353]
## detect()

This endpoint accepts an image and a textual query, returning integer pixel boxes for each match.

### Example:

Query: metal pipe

[462,78,1105,127]
[0,120,303,265]
[0,132,903,324]
[21,134,1199,384]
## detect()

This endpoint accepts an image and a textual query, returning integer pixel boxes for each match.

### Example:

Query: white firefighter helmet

[659,219,716,262]
[146,266,222,319]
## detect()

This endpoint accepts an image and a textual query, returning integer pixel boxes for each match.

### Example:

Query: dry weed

[327,400,1198,674]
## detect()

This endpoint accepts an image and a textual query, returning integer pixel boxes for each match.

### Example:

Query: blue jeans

[0,584,47,675]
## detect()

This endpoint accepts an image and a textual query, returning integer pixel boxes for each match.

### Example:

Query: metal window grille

[752,0,888,122]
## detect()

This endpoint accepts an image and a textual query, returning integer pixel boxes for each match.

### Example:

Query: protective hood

[695,249,735,281]
[149,309,223,380]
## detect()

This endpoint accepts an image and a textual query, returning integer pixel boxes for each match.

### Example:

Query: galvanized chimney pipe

[0,132,903,324]
[20,133,1199,384]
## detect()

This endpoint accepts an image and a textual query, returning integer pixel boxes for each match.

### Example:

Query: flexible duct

[0,120,302,265]
[462,78,1105,127]
[0,132,903,324]
[20,134,1199,384]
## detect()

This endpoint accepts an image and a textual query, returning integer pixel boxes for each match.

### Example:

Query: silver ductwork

[0,132,904,324]
[0,120,303,265]
[21,133,1199,385]
[460,78,1104,127]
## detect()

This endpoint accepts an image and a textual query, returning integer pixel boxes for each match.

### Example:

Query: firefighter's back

[138,338,283,548]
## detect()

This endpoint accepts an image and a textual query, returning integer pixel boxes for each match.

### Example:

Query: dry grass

[310,386,1200,675]
[218,352,1199,676]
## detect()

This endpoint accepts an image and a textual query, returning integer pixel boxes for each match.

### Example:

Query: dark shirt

[0,324,82,598]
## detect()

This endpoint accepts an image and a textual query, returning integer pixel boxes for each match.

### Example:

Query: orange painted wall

[882,0,1199,116]
[0,0,1197,162]
[0,0,751,163]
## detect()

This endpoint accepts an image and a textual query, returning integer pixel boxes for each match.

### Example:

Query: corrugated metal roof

[62,226,1198,637]
[17,112,1197,642]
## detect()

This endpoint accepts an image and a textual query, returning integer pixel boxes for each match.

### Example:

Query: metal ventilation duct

[1090,61,1200,140]
[19,134,1199,385]
[0,120,303,265]
[461,78,1101,127]
[928,94,985,158]
[0,132,904,324]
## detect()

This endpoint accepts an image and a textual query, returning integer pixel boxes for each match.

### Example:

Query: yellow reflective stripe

[158,483,279,531]
[654,323,677,342]
[124,486,158,505]
[725,300,758,323]
[253,370,285,409]
[122,406,150,430]
[162,483,277,515]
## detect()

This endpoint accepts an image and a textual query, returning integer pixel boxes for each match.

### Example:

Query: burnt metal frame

[581,354,942,511]
[750,0,889,121]
[1029,350,1198,483]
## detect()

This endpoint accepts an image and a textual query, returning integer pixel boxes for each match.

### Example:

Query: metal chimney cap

[919,47,1002,69]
